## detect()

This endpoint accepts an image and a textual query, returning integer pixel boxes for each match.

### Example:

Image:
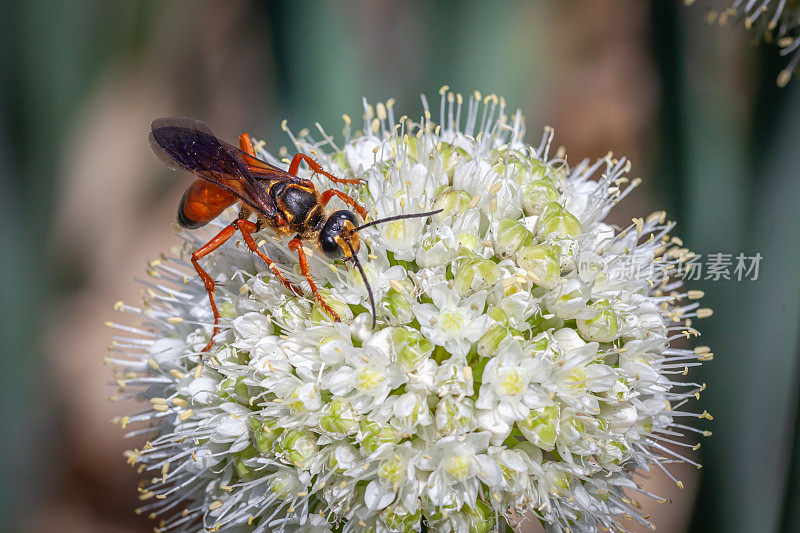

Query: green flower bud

[276,429,318,467]
[455,231,479,252]
[477,323,510,357]
[491,152,550,186]
[453,258,502,295]
[432,187,472,222]
[491,152,526,180]
[528,331,551,352]
[310,290,354,323]
[487,306,509,325]
[381,505,421,532]
[528,159,552,181]
[494,218,534,258]
[516,245,560,289]
[536,202,582,239]
[517,405,560,451]
[464,500,494,533]
[360,420,401,455]
[577,299,620,343]
[382,289,415,324]
[521,179,559,215]
[234,445,257,477]
[326,444,358,472]
[392,327,433,371]
[219,376,249,401]
[438,142,469,178]
[250,417,282,453]
[319,398,358,435]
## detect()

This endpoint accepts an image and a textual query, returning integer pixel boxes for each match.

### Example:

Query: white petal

[365,481,395,511]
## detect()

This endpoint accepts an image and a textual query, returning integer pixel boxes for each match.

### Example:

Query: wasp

[149,117,439,351]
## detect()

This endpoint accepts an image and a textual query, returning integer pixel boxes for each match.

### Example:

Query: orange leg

[289,152,362,185]
[239,134,316,189]
[232,219,302,296]
[192,219,302,353]
[190,224,238,352]
[239,133,255,154]
[288,237,340,323]
[320,189,368,220]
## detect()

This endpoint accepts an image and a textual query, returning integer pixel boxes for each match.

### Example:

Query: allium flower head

[109,88,712,532]
[689,0,800,86]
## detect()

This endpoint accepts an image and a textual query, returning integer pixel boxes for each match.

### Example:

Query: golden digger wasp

[149,118,439,351]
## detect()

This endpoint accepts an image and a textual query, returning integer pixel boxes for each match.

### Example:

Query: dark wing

[217,138,306,184]
[149,117,279,217]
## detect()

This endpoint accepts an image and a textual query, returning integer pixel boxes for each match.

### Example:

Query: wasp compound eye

[320,210,359,259]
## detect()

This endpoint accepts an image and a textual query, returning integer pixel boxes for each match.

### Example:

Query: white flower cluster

[109,89,712,533]
[689,0,800,86]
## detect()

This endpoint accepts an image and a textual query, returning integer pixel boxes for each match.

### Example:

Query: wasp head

[317,207,442,330]
[319,210,361,260]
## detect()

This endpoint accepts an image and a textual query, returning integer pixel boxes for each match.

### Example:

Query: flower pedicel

[109,88,712,532]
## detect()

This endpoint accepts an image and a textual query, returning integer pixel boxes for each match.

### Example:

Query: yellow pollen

[498,370,525,395]
[696,308,713,318]
[357,368,384,391]
[444,454,470,481]
[439,309,465,332]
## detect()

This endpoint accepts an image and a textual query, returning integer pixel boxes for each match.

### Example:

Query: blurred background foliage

[0,1,798,532]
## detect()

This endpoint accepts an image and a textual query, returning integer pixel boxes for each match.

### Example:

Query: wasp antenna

[345,240,376,329]
[354,209,442,232]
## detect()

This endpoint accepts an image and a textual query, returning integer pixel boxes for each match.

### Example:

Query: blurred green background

[1,1,798,532]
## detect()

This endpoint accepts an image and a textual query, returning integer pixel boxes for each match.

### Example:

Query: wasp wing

[149,117,278,217]
[215,137,312,187]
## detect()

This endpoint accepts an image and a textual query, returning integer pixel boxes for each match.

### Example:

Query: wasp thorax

[319,210,360,259]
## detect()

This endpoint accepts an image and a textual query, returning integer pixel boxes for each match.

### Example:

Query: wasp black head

[319,210,360,259]
[317,208,443,330]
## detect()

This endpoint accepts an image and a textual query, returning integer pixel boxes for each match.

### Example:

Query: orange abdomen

[177,179,238,229]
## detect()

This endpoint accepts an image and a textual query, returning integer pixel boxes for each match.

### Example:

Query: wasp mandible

[149,118,439,352]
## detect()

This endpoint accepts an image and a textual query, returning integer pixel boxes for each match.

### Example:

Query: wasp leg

[232,219,302,296]
[239,134,316,190]
[288,152,362,185]
[192,219,302,353]
[239,133,256,154]
[320,189,368,220]
[288,237,341,322]
[190,223,239,352]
